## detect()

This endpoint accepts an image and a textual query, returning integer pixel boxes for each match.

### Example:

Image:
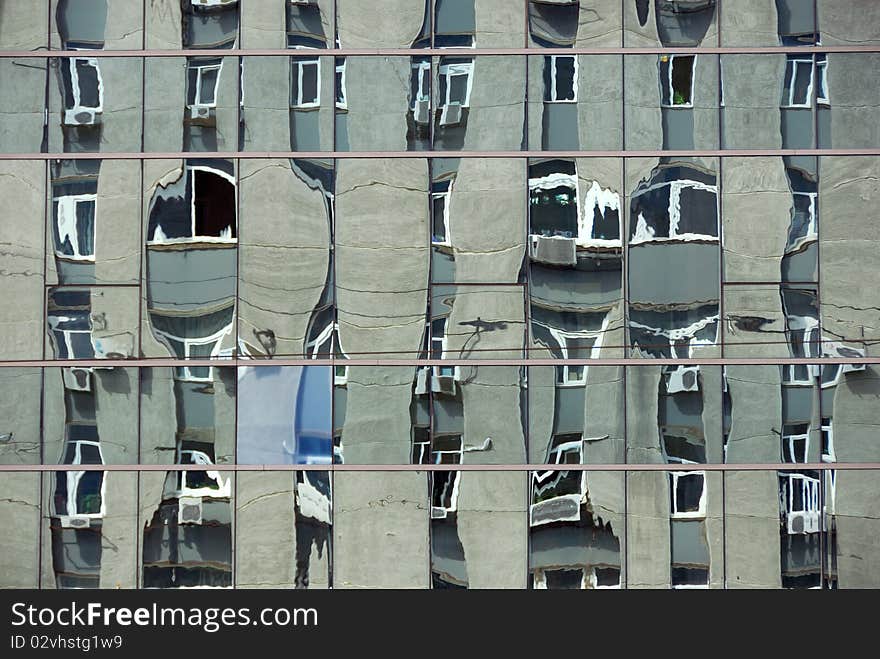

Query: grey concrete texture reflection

[3,469,880,588]
[1,0,880,592]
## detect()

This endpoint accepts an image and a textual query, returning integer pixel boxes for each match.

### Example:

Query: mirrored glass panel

[529,470,624,589]
[335,366,420,465]
[41,470,138,589]
[627,364,724,465]
[431,55,526,152]
[626,157,721,358]
[527,54,623,151]
[819,156,880,360]
[628,468,723,588]
[238,158,334,358]
[0,58,48,153]
[529,157,624,359]
[47,159,141,286]
[0,473,42,587]
[241,55,333,152]
[43,366,139,466]
[431,158,525,285]
[336,0,428,49]
[146,0,239,50]
[529,366,625,464]
[46,286,141,361]
[432,471,527,589]
[625,54,719,151]
[142,158,238,360]
[51,0,143,51]
[528,0,621,48]
[48,57,143,153]
[333,471,429,588]
[236,471,332,589]
[237,365,332,465]
[139,366,236,467]
[0,368,43,466]
[145,56,239,153]
[335,158,428,359]
[140,469,234,588]
[624,0,718,47]
[724,469,824,589]
[0,0,49,50]
[0,160,46,359]
[431,285,527,360]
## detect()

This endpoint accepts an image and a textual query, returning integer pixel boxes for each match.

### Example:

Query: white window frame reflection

[64,56,104,125]
[176,449,231,499]
[430,436,462,519]
[629,315,720,359]
[786,190,818,253]
[782,427,810,464]
[545,54,578,103]
[539,315,609,387]
[431,186,453,247]
[659,54,695,109]
[335,58,347,110]
[782,472,820,534]
[816,55,829,106]
[307,321,348,386]
[148,165,237,246]
[782,56,815,109]
[291,56,321,109]
[48,313,94,360]
[431,316,461,382]
[438,60,474,124]
[57,440,106,519]
[669,463,707,520]
[153,324,233,383]
[411,59,431,108]
[188,60,222,110]
[53,194,96,261]
[630,178,719,245]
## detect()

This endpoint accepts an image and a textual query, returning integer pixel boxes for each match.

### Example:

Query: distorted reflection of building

[182,0,239,152]
[529,468,623,589]
[140,157,238,588]
[238,159,334,359]
[237,366,332,464]
[627,159,720,359]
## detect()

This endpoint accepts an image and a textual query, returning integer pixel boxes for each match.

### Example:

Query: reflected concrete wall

[333,471,429,588]
[0,161,44,359]
[336,159,429,358]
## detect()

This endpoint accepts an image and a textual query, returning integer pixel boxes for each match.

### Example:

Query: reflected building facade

[0,0,879,590]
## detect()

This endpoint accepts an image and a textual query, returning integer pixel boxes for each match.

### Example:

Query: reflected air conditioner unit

[62,367,93,392]
[529,234,577,266]
[431,373,457,395]
[189,104,212,120]
[414,99,430,125]
[91,334,133,361]
[178,497,203,525]
[296,478,331,524]
[414,367,429,395]
[59,515,91,529]
[63,108,98,126]
[529,494,582,527]
[787,510,819,535]
[439,102,462,126]
[667,365,700,394]
[431,506,449,519]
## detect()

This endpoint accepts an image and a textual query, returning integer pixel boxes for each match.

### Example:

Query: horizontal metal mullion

[3,149,880,160]
[1,357,878,368]
[3,45,879,57]
[0,463,874,472]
